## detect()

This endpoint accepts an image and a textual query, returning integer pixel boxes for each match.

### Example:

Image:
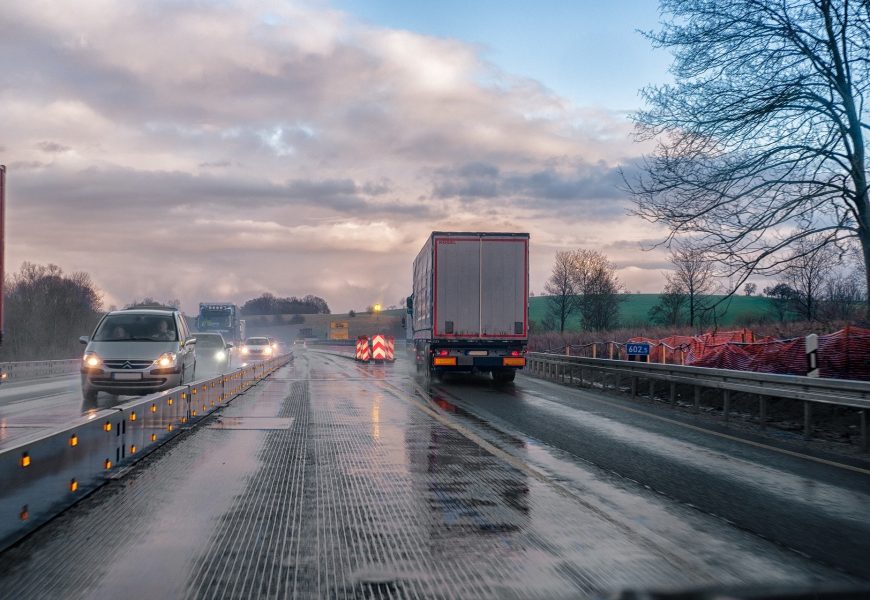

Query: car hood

[85,340,182,360]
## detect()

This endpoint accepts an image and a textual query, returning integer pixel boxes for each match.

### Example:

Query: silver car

[80,309,197,401]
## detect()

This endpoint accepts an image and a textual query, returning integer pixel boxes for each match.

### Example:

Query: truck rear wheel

[492,369,516,384]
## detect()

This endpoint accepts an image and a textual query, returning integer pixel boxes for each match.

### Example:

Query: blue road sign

[626,343,651,356]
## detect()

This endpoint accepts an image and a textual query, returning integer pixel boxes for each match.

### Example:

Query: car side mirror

[187,337,197,346]
[226,343,234,349]
[79,336,89,345]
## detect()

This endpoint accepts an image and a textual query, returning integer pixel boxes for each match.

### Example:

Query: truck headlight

[264,346,273,355]
[154,352,177,368]
[83,352,101,368]
[241,346,249,355]
[214,350,227,361]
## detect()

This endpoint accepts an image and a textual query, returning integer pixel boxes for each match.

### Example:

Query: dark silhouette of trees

[240,293,330,316]
[2,263,103,360]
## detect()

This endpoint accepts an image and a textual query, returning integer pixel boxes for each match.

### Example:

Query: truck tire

[492,369,516,384]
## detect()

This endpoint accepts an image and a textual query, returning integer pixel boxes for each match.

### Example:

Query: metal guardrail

[0,354,293,550]
[0,359,81,383]
[526,352,870,450]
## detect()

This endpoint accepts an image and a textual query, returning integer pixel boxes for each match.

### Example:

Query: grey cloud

[37,141,71,153]
[199,160,232,169]
[432,161,634,219]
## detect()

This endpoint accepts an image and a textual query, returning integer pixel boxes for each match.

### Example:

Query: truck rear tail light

[436,349,449,357]
[503,357,525,367]
[433,357,457,366]
[510,350,522,357]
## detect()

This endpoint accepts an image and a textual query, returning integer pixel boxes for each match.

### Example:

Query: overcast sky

[1,0,674,313]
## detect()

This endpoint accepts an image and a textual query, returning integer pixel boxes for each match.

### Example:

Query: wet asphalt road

[423,366,870,580]
[0,349,866,599]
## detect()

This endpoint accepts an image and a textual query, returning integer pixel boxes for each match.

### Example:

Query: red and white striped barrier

[371,334,387,362]
[386,336,395,362]
[355,336,370,362]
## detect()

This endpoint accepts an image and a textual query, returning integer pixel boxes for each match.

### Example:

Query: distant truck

[411,231,529,383]
[197,303,244,344]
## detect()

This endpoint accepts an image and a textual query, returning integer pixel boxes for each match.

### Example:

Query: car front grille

[103,359,155,370]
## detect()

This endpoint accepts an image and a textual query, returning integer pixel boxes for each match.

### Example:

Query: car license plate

[113,372,143,381]
[468,350,488,356]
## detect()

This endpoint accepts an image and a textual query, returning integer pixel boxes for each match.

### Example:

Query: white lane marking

[524,375,870,477]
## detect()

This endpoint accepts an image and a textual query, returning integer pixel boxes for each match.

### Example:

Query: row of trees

[543,249,624,332]
[240,293,330,316]
[1,263,103,361]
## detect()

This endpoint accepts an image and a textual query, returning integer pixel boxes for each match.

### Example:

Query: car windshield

[196,335,224,349]
[245,338,269,346]
[93,313,178,342]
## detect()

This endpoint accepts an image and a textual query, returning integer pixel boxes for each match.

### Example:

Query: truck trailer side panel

[434,237,481,337]
[480,238,527,338]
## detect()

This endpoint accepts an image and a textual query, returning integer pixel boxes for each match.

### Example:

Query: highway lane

[0,348,859,599]
[414,364,870,580]
[0,360,243,450]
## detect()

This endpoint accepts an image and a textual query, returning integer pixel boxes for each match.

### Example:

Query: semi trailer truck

[411,231,529,383]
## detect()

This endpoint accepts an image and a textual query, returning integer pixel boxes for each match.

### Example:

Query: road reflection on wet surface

[0,350,862,599]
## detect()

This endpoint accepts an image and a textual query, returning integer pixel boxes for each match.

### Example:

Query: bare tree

[819,269,866,320]
[573,249,625,330]
[781,238,838,320]
[763,283,798,322]
[649,277,688,326]
[2,263,103,360]
[627,0,870,310]
[669,245,717,327]
[544,250,581,333]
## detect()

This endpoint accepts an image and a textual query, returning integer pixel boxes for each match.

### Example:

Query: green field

[529,294,771,330]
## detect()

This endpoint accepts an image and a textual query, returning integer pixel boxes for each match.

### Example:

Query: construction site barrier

[0,353,292,551]
[371,334,387,362]
[355,336,370,362]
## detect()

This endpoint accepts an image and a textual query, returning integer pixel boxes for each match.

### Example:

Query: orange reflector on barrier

[104,459,112,469]
[433,357,457,367]
[151,404,157,413]
[130,412,137,421]
[502,357,526,367]
[20,453,30,468]
[20,506,28,521]
[70,434,78,447]
[104,421,112,432]
[168,398,174,406]
[70,479,78,492]
[151,434,157,442]
[130,445,137,454]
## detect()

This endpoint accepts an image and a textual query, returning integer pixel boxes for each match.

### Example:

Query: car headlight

[264,346,273,355]
[241,346,249,355]
[154,352,177,368]
[214,350,226,361]
[83,352,101,368]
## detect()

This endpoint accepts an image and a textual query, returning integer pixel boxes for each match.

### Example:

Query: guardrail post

[649,378,655,400]
[759,396,767,430]
[804,402,812,440]
[669,382,676,404]
[723,389,731,422]
[631,376,637,397]
[591,344,597,359]
[694,386,700,414]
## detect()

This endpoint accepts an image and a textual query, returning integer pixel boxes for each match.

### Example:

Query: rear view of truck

[412,232,528,383]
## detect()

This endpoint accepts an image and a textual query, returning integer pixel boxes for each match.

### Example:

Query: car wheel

[82,386,98,403]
